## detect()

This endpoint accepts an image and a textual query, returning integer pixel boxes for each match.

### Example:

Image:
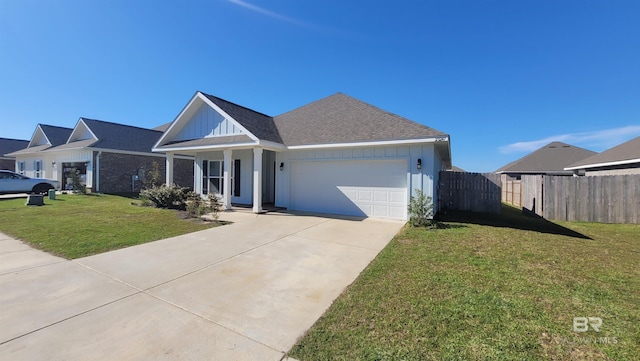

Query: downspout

[96,151,102,193]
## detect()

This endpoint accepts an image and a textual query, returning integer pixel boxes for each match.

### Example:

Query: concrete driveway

[0,211,404,360]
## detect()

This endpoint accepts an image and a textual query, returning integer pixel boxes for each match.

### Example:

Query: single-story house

[496,141,596,179]
[8,119,193,193]
[8,124,73,177]
[564,135,640,176]
[153,91,451,220]
[0,137,29,171]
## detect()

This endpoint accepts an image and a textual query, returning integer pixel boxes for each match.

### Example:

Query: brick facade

[174,158,194,189]
[96,152,194,194]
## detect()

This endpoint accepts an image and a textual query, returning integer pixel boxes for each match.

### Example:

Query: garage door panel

[290,160,408,220]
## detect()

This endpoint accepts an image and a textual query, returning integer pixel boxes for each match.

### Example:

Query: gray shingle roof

[39,124,73,146]
[201,93,283,144]
[78,118,164,153]
[496,142,597,175]
[0,138,29,158]
[153,122,172,132]
[273,93,447,146]
[566,135,640,169]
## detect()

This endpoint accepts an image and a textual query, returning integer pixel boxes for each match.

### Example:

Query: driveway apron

[0,212,404,360]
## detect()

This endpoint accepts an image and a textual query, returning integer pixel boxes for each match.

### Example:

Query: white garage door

[290,159,408,220]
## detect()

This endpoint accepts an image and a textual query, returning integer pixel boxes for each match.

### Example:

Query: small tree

[207,192,222,220]
[70,168,86,194]
[143,161,163,189]
[408,189,434,227]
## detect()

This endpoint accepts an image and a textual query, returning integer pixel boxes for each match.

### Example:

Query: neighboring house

[7,124,73,177]
[496,142,596,179]
[153,91,451,220]
[8,119,193,193]
[0,138,29,170]
[564,135,640,176]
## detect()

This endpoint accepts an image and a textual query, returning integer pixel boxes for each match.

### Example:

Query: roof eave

[286,136,449,150]
[565,158,640,171]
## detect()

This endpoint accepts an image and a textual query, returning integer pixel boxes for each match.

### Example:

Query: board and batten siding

[14,149,93,187]
[194,149,254,205]
[175,104,243,142]
[275,143,439,210]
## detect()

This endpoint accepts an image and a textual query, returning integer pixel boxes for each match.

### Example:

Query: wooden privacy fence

[438,171,501,214]
[502,174,640,224]
[502,179,522,207]
[544,175,640,224]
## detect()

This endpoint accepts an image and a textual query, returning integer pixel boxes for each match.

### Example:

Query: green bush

[185,192,224,219]
[139,185,190,210]
[408,189,435,227]
[207,192,223,220]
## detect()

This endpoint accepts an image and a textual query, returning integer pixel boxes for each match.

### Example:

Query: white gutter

[564,158,640,171]
[286,136,449,150]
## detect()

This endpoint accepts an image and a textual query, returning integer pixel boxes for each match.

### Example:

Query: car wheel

[32,184,53,195]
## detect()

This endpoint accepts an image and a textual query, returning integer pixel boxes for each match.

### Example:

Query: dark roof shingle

[566,135,640,169]
[202,93,282,144]
[496,142,597,174]
[78,118,163,153]
[39,124,73,147]
[0,138,29,158]
[273,93,447,146]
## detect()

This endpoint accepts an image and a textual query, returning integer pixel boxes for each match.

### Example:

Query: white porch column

[253,148,263,213]
[165,153,174,186]
[222,149,232,209]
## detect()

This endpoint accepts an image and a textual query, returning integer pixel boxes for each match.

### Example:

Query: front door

[62,162,87,190]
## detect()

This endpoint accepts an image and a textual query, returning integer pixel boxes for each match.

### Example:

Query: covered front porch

[164,147,279,213]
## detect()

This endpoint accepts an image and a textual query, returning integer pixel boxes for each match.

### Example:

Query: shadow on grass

[438,204,591,239]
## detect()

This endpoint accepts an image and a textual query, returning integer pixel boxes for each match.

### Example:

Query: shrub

[184,192,224,219]
[408,189,435,227]
[207,192,223,220]
[139,184,190,210]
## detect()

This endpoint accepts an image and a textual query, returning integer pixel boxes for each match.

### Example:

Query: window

[202,159,240,196]
[17,161,25,175]
[34,160,42,178]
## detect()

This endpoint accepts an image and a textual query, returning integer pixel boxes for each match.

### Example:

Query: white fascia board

[286,136,449,150]
[199,93,260,142]
[256,140,287,151]
[28,125,51,148]
[153,91,201,149]
[152,142,259,153]
[564,158,640,171]
[69,118,99,143]
[45,146,189,159]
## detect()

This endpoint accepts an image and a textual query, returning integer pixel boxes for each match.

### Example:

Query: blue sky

[1,0,639,172]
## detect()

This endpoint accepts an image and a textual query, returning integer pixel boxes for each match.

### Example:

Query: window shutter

[234,159,241,197]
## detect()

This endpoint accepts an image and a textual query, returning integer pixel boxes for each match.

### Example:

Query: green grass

[0,194,218,259]
[290,205,640,361]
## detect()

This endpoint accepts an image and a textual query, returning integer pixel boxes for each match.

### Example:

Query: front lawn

[290,205,640,360]
[0,194,218,259]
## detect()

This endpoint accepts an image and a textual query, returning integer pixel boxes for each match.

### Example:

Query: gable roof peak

[198,91,272,118]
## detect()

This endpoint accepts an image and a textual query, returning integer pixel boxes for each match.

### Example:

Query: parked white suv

[0,170,59,195]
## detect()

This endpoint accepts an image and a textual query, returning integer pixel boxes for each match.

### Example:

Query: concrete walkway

[0,211,404,360]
